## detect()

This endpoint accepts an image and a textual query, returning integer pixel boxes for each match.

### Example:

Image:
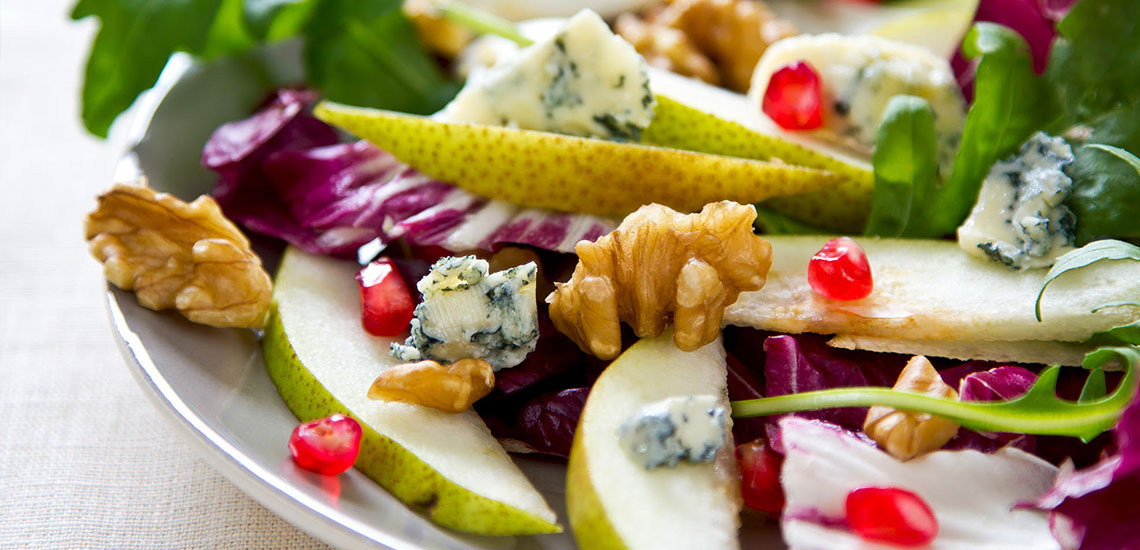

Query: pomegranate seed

[356,258,415,337]
[846,487,938,547]
[807,237,873,301]
[289,414,362,475]
[762,61,823,130]
[736,438,786,514]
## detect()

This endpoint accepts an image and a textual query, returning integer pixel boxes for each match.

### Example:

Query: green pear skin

[263,305,560,535]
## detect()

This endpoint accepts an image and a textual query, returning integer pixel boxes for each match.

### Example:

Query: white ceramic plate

[106,43,785,549]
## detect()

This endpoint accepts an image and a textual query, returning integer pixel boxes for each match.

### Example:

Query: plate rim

[105,52,430,550]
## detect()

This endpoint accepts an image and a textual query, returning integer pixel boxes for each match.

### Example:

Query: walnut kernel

[85,183,272,328]
[616,13,721,86]
[864,356,960,460]
[367,358,495,413]
[658,0,798,92]
[548,201,772,359]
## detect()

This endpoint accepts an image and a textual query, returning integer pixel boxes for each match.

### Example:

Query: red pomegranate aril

[289,414,363,475]
[762,61,823,130]
[807,237,873,301]
[356,258,415,337]
[846,487,938,547]
[736,438,786,514]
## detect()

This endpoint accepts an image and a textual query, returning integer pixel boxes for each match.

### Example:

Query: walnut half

[548,201,772,359]
[85,184,272,328]
[864,355,960,460]
[367,358,495,414]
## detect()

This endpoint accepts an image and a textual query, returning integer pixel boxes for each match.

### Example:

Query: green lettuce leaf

[864,95,938,237]
[71,0,235,137]
[929,22,1056,236]
[71,0,457,138]
[303,0,459,116]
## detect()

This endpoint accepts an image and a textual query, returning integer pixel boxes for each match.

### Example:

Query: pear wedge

[314,101,839,217]
[264,246,559,535]
[646,68,873,232]
[725,236,1140,346]
[566,333,741,550]
[644,94,873,232]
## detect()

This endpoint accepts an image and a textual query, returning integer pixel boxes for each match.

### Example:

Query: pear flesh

[726,236,1140,348]
[263,246,559,535]
[314,101,839,218]
[566,333,741,550]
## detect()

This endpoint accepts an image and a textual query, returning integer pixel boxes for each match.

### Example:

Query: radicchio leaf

[493,314,583,395]
[946,365,1038,454]
[1033,394,1140,550]
[952,0,1061,98]
[202,91,614,257]
[761,334,907,451]
[516,387,590,458]
[727,351,767,444]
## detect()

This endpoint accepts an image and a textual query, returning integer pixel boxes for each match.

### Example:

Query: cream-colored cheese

[750,33,965,177]
[957,133,1076,270]
[441,10,654,140]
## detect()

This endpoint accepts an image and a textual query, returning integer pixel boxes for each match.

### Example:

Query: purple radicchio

[944,365,1039,454]
[760,334,907,451]
[951,0,1075,98]
[1032,395,1140,550]
[202,90,613,257]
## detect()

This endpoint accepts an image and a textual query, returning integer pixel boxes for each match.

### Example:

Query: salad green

[70,0,457,137]
[867,0,1140,241]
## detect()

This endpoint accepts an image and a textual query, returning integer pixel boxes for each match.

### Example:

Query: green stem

[433,1,533,46]
[730,388,1119,438]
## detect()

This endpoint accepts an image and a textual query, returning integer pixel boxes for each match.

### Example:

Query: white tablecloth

[0,2,331,548]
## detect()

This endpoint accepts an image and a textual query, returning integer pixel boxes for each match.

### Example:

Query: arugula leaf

[1079,368,1107,403]
[864,95,938,238]
[303,0,459,116]
[1035,239,1140,321]
[731,345,1140,442]
[926,23,1056,236]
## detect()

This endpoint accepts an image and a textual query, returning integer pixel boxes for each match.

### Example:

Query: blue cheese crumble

[390,256,539,370]
[957,132,1077,270]
[750,34,966,177]
[439,9,655,141]
[618,395,727,470]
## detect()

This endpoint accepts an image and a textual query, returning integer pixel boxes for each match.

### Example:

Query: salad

[79,0,1140,548]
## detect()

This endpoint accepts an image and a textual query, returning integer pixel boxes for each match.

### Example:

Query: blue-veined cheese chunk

[750,33,966,177]
[618,394,727,470]
[391,256,539,370]
[957,132,1077,270]
[440,9,655,141]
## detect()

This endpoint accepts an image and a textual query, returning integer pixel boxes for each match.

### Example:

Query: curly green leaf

[730,346,1140,443]
[1035,239,1140,321]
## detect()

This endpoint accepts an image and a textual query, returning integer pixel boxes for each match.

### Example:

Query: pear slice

[644,93,873,232]
[264,246,559,535]
[646,68,873,232]
[313,101,839,217]
[827,335,1097,367]
[566,333,741,550]
[725,236,1140,345]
